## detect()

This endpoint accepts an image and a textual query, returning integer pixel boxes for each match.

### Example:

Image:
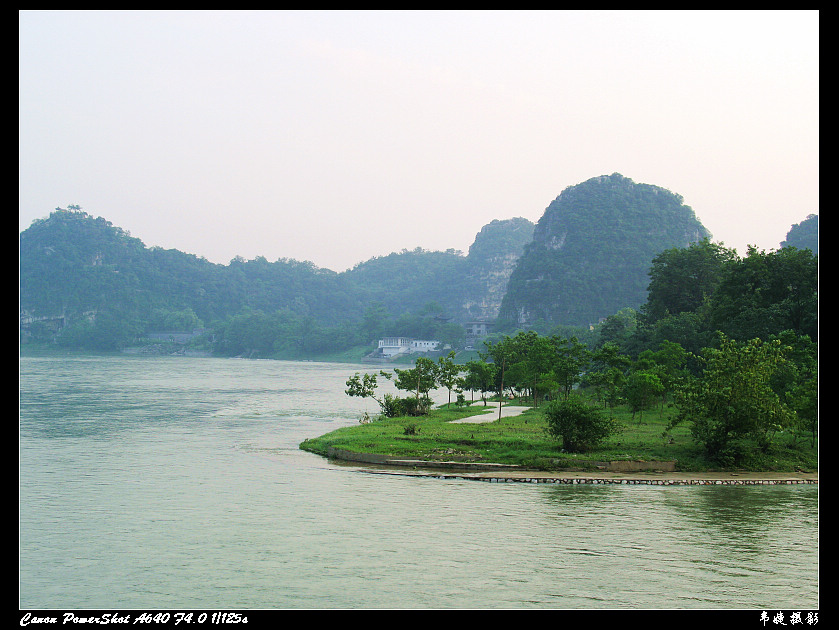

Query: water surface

[19,355,819,609]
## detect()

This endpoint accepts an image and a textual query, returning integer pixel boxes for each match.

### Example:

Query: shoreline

[313,402,817,486]
[350,466,818,485]
[327,455,818,486]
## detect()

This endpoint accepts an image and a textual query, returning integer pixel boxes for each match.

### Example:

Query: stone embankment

[425,473,817,486]
[325,448,818,486]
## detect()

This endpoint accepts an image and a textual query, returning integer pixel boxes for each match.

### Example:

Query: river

[19,355,818,610]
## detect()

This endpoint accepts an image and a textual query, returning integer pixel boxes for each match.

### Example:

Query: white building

[411,339,440,353]
[377,337,440,357]
[378,337,413,357]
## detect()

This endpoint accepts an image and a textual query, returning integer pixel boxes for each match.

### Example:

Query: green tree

[149,307,202,331]
[548,335,591,400]
[785,374,818,448]
[480,333,522,398]
[544,396,620,453]
[595,308,638,351]
[635,340,688,413]
[436,351,463,407]
[670,334,795,462]
[462,360,496,405]
[501,331,542,401]
[707,246,818,341]
[624,370,664,423]
[770,330,818,448]
[360,303,389,343]
[642,238,736,325]
[642,310,715,358]
[585,342,631,408]
[345,372,385,409]
[390,357,438,415]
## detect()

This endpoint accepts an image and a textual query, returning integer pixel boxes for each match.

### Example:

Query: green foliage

[595,308,638,350]
[382,394,432,418]
[345,372,383,406]
[436,351,464,406]
[671,334,795,462]
[629,241,818,360]
[543,396,621,453]
[56,311,140,351]
[642,238,737,325]
[379,393,401,418]
[392,357,437,396]
[623,370,664,422]
[640,310,715,358]
[344,249,468,324]
[465,217,535,261]
[584,342,631,408]
[345,371,435,418]
[706,246,818,342]
[550,335,591,400]
[480,331,591,405]
[461,360,497,404]
[770,330,818,447]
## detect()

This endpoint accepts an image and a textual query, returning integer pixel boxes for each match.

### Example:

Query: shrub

[381,394,432,417]
[544,396,620,452]
[380,394,402,418]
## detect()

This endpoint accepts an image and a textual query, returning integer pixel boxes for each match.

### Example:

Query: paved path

[449,404,531,423]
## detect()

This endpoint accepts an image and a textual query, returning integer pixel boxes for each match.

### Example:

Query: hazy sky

[19,10,819,272]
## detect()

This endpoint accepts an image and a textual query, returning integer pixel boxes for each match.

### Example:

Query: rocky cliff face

[498,174,710,328]
[461,218,534,321]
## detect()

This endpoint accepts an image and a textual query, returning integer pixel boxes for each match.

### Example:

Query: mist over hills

[20,174,816,356]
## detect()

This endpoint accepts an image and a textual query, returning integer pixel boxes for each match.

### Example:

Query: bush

[544,396,620,452]
[381,393,432,417]
[380,394,402,418]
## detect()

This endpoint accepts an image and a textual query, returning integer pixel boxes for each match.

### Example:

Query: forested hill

[499,173,710,328]
[19,209,359,325]
[782,214,818,254]
[20,183,816,356]
[341,218,534,323]
[18,208,532,353]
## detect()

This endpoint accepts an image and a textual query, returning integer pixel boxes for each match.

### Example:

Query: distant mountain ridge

[20,175,813,354]
[781,214,818,254]
[18,208,533,342]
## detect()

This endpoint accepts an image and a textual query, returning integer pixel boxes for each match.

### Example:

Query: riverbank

[301,400,818,480]
[328,456,818,486]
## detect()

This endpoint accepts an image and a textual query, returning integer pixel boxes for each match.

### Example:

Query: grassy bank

[299,399,818,473]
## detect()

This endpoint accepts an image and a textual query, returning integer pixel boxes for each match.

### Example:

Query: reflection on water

[19,356,818,609]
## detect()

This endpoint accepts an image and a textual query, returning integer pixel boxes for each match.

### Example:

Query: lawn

[299,398,818,473]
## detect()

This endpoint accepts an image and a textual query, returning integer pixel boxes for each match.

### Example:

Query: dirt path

[449,404,531,423]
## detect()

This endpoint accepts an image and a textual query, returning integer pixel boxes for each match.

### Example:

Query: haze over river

[19,355,818,610]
